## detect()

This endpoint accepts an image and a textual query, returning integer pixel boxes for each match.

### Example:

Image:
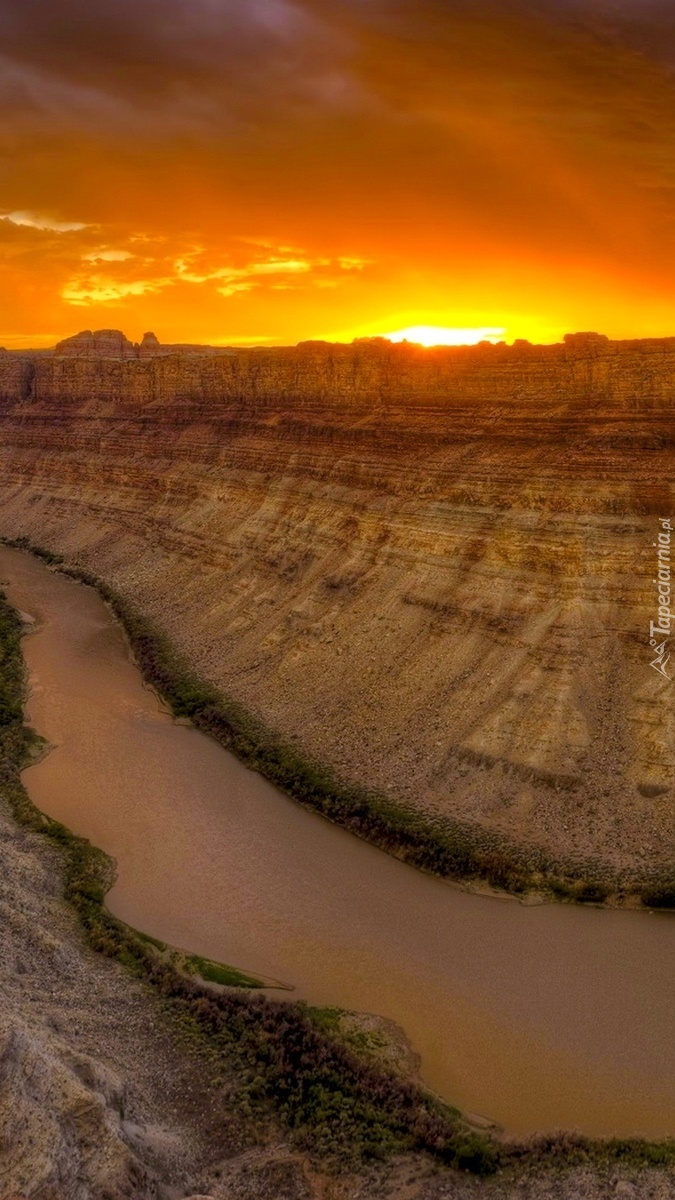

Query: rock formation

[53,328,138,358]
[0,330,673,877]
[139,330,162,354]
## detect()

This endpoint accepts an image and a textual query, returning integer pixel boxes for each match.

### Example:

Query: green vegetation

[4,534,64,566]
[127,926,168,952]
[183,952,264,989]
[308,1007,400,1064]
[0,594,25,729]
[639,882,675,909]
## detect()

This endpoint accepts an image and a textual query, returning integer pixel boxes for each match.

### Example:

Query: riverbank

[3,546,675,1196]
[0,583,505,1178]
[0,602,332,1198]
[5,536,670,910]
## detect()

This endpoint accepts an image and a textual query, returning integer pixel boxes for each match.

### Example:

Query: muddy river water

[1,544,674,1138]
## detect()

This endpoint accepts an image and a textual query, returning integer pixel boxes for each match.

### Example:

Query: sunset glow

[382,326,506,348]
[2,2,675,348]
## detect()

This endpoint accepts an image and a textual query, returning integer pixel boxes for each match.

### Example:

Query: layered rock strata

[0,330,672,875]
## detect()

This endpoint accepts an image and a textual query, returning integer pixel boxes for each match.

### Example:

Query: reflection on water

[2,543,674,1138]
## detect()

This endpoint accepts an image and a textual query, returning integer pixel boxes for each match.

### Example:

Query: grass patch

[127,926,168,952]
[184,953,264,989]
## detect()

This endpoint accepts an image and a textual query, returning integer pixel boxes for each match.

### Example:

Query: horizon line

[5,328,674,355]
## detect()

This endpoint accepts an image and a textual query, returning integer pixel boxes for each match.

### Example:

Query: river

[1,544,673,1139]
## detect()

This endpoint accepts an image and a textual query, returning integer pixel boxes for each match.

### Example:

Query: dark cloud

[2,0,675,166]
[0,0,354,135]
[2,0,675,345]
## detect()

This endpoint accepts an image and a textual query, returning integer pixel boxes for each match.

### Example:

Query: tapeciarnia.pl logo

[649,518,672,680]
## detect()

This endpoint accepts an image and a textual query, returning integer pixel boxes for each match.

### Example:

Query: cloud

[82,248,134,262]
[62,275,173,305]
[3,0,675,344]
[0,0,357,139]
[60,242,370,307]
[1,210,89,232]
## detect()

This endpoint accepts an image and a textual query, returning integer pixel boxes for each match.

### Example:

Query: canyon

[0,328,673,882]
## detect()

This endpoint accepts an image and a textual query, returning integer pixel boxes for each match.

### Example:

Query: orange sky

[2,0,675,348]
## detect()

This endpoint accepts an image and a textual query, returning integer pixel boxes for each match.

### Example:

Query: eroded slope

[0,331,672,877]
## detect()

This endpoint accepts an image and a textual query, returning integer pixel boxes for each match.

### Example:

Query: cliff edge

[0,329,672,882]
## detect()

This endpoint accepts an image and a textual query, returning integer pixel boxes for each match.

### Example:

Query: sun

[381,324,506,347]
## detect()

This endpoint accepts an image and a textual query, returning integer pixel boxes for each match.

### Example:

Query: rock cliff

[0,330,673,877]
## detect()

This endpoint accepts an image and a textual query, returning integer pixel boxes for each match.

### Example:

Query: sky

[2,0,675,348]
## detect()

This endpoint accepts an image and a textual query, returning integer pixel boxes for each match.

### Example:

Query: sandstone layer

[0,330,673,877]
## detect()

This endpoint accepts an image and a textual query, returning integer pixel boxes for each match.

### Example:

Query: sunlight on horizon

[382,325,507,347]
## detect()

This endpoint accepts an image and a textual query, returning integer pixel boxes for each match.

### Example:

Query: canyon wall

[0,331,673,875]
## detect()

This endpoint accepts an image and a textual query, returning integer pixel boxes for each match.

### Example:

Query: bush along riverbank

[2,550,675,1179]
[4,536,671,910]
